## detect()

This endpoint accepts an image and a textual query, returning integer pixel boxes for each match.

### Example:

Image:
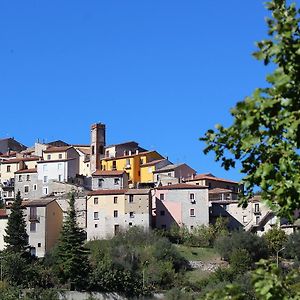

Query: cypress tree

[55,193,90,290]
[4,191,29,254]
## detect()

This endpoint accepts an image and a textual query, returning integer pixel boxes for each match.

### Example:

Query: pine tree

[55,193,90,290]
[4,191,29,254]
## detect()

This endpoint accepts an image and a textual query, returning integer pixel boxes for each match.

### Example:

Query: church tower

[90,123,106,174]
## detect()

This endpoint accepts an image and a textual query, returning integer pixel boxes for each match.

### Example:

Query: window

[24,186,29,193]
[26,175,30,181]
[112,161,116,170]
[30,222,36,232]
[256,216,260,225]
[95,224,98,228]
[114,196,118,204]
[30,207,37,219]
[93,212,99,220]
[47,154,51,160]
[94,197,98,205]
[190,208,195,217]
[43,176,48,183]
[129,212,134,218]
[168,172,172,177]
[254,203,260,212]
[129,222,133,227]
[43,164,48,171]
[160,194,164,201]
[140,158,144,164]
[33,184,37,191]
[196,183,200,185]
[92,145,95,155]
[114,178,120,185]
[58,163,63,170]
[43,187,48,195]
[106,150,109,157]
[7,166,11,172]
[160,210,165,216]
[190,193,195,201]
[58,175,62,182]
[208,183,212,188]
[59,153,63,159]
[18,175,22,182]
[125,159,130,168]
[99,145,104,155]
[243,216,247,223]
[30,247,36,256]
[190,225,194,230]
[114,210,118,218]
[168,182,172,185]
[223,204,228,211]
[129,195,134,203]
[38,243,41,248]
[98,178,103,188]
[114,224,120,235]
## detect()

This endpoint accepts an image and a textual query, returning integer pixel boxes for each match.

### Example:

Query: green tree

[54,193,90,290]
[4,191,29,254]
[264,226,287,255]
[201,0,300,219]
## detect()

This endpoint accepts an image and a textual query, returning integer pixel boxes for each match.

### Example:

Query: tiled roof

[22,199,56,207]
[185,173,239,184]
[92,170,126,176]
[141,159,166,167]
[157,183,208,190]
[209,188,236,194]
[15,168,37,174]
[88,189,128,196]
[43,146,72,153]
[1,157,40,164]
[0,209,8,217]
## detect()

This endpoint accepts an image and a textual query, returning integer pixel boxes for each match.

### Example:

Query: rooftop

[157,183,208,190]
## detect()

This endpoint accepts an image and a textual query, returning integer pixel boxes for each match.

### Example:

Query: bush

[229,248,252,274]
[214,230,269,262]
[284,231,300,260]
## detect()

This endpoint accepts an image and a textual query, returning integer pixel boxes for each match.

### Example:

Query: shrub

[214,230,269,262]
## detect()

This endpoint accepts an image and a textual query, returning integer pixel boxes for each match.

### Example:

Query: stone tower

[90,123,106,174]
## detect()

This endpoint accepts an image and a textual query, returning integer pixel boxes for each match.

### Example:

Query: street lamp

[276,247,285,267]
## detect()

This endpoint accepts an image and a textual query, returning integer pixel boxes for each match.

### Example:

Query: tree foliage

[4,191,29,254]
[263,226,287,255]
[200,0,300,219]
[54,193,90,290]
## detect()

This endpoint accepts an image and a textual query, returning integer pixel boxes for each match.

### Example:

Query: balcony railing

[28,215,40,222]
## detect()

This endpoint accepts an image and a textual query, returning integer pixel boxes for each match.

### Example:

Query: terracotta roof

[15,168,37,174]
[0,151,18,158]
[72,144,90,147]
[22,199,56,207]
[92,170,126,176]
[88,189,128,196]
[1,157,40,164]
[76,148,91,155]
[0,209,8,217]
[141,159,166,167]
[43,146,72,153]
[105,141,139,148]
[185,173,239,184]
[157,183,208,190]
[209,188,236,194]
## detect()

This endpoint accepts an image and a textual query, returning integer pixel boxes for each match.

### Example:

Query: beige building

[86,189,151,240]
[24,199,63,257]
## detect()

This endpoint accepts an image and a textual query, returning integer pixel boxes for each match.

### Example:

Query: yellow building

[100,151,164,184]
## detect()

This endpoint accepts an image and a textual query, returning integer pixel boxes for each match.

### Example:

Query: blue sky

[0,0,286,181]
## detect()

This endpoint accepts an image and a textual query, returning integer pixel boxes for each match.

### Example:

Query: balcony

[28,215,40,222]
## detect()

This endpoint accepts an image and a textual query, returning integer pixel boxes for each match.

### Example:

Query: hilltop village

[0,123,295,257]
